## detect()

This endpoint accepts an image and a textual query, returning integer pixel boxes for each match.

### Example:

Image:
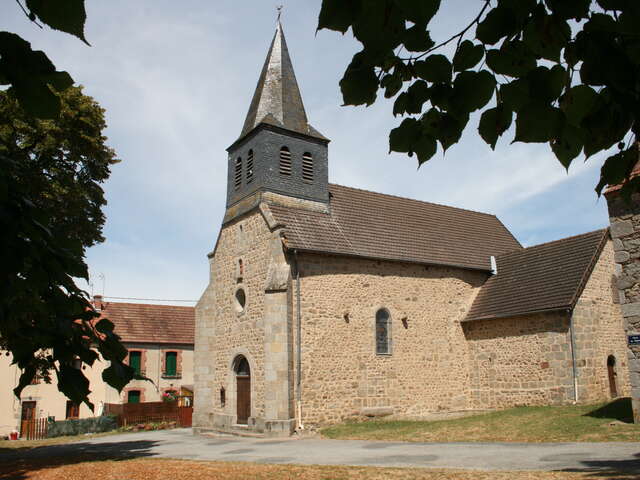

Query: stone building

[605,167,640,423]
[193,22,630,436]
[0,298,195,437]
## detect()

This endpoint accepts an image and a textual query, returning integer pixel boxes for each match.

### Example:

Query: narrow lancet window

[375,309,391,355]
[279,147,292,175]
[302,152,313,182]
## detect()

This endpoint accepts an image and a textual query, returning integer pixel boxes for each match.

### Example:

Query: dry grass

[0,458,635,480]
[0,430,122,451]
[322,398,640,443]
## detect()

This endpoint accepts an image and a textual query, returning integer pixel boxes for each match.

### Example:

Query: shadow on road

[0,439,159,480]
[559,452,640,479]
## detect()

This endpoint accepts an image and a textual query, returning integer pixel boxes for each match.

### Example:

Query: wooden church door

[607,355,618,398]
[235,356,251,424]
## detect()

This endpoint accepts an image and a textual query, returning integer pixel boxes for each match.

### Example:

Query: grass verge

[321,398,640,443]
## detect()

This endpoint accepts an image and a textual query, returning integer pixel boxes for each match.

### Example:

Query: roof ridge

[501,228,608,257]
[102,302,195,310]
[328,183,500,218]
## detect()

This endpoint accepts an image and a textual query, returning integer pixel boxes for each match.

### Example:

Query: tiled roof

[466,229,609,321]
[96,302,195,345]
[269,184,522,271]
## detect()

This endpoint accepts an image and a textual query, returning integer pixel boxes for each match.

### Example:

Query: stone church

[193,22,630,436]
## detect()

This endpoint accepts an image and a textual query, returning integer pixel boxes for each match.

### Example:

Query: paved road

[2,429,639,473]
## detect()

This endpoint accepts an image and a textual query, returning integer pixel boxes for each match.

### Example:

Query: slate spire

[240,21,325,140]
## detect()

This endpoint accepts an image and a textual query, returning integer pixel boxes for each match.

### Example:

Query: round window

[235,288,246,312]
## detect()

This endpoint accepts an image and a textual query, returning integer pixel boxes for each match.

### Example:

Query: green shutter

[129,351,141,375]
[127,390,140,404]
[165,352,177,376]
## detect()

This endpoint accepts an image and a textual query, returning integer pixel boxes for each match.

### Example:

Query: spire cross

[276,5,283,22]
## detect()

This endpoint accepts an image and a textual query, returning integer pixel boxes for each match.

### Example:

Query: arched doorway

[607,355,618,398]
[234,355,251,424]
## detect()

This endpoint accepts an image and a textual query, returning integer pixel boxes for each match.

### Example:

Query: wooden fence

[104,402,193,427]
[20,417,48,440]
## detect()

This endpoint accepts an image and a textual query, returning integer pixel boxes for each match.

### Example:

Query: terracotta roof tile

[97,302,195,345]
[466,229,609,321]
[269,184,522,270]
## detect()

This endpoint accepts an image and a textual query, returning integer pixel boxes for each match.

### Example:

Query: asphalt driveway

[1,428,639,473]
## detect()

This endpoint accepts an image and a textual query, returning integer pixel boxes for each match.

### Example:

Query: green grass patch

[321,398,640,443]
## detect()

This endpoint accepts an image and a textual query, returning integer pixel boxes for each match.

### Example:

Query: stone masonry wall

[572,239,630,403]
[607,191,640,423]
[464,312,574,409]
[293,253,486,426]
[194,209,271,429]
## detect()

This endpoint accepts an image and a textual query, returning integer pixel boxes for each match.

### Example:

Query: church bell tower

[224,21,330,223]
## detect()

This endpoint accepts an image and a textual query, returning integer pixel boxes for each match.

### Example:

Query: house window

[66,401,79,419]
[129,351,142,375]
[375,308,391,355]
[279,146,291,175]
[235,288,247,313]
[127,390,141,404]
[247,149,254,183]
[165,351,178,377]
[234,157,242,189]
[302,152,313,182]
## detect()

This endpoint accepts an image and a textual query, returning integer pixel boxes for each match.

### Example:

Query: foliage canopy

[1,2,136,409]
[318,0,640,197]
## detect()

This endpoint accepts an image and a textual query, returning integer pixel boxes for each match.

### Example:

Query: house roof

[96,302,195,345]
[268,184,522,271]
[465,229,609,321]
[239,21,326,142]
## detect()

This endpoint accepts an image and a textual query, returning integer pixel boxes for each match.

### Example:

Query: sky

[4,0,613,305]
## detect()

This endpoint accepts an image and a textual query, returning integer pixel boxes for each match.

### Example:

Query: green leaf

[596,147,638,195]
[403,25,434,52]
[414,134,438,164]
[397,0,441,25]
[451,70,496,114]
[389,117,422,153]
[95,318,114,333]
[404,80,431,114]
[339,52,378,106]
[428,83,453,110]
[551,122,584,168]
[478,104,513,149]
[381,72,403,98]
[318,0,360,33]
[544,0,591,20]
[26,0,89,45]
[0,32,74,119]
[500,79,530,112]
[436,112,465,151]
[352,3,405,52]
[514,103,562,143]
[476,6,517,45]
[393,92,409,116]
[486,41,537,77]
[58,364,93,410]
[453,40,484,72]
[527,65,566,104]
[523,10,571,61]
[414,55,452,83]
[560,85,598,126]
[101,363,136,393]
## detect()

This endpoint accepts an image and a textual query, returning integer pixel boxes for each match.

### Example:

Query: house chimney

[93,295,103,311]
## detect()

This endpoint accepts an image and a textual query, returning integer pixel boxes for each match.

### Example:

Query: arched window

[302,152,313,182]
[235,355,250,376]
[246,149,254,183]
[375,308,391,355]
[234,157,242,189]
[279,146,291,175]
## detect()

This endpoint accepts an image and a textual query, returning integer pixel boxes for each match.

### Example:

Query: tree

[1,1,137,409]
[318,0,640,198]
